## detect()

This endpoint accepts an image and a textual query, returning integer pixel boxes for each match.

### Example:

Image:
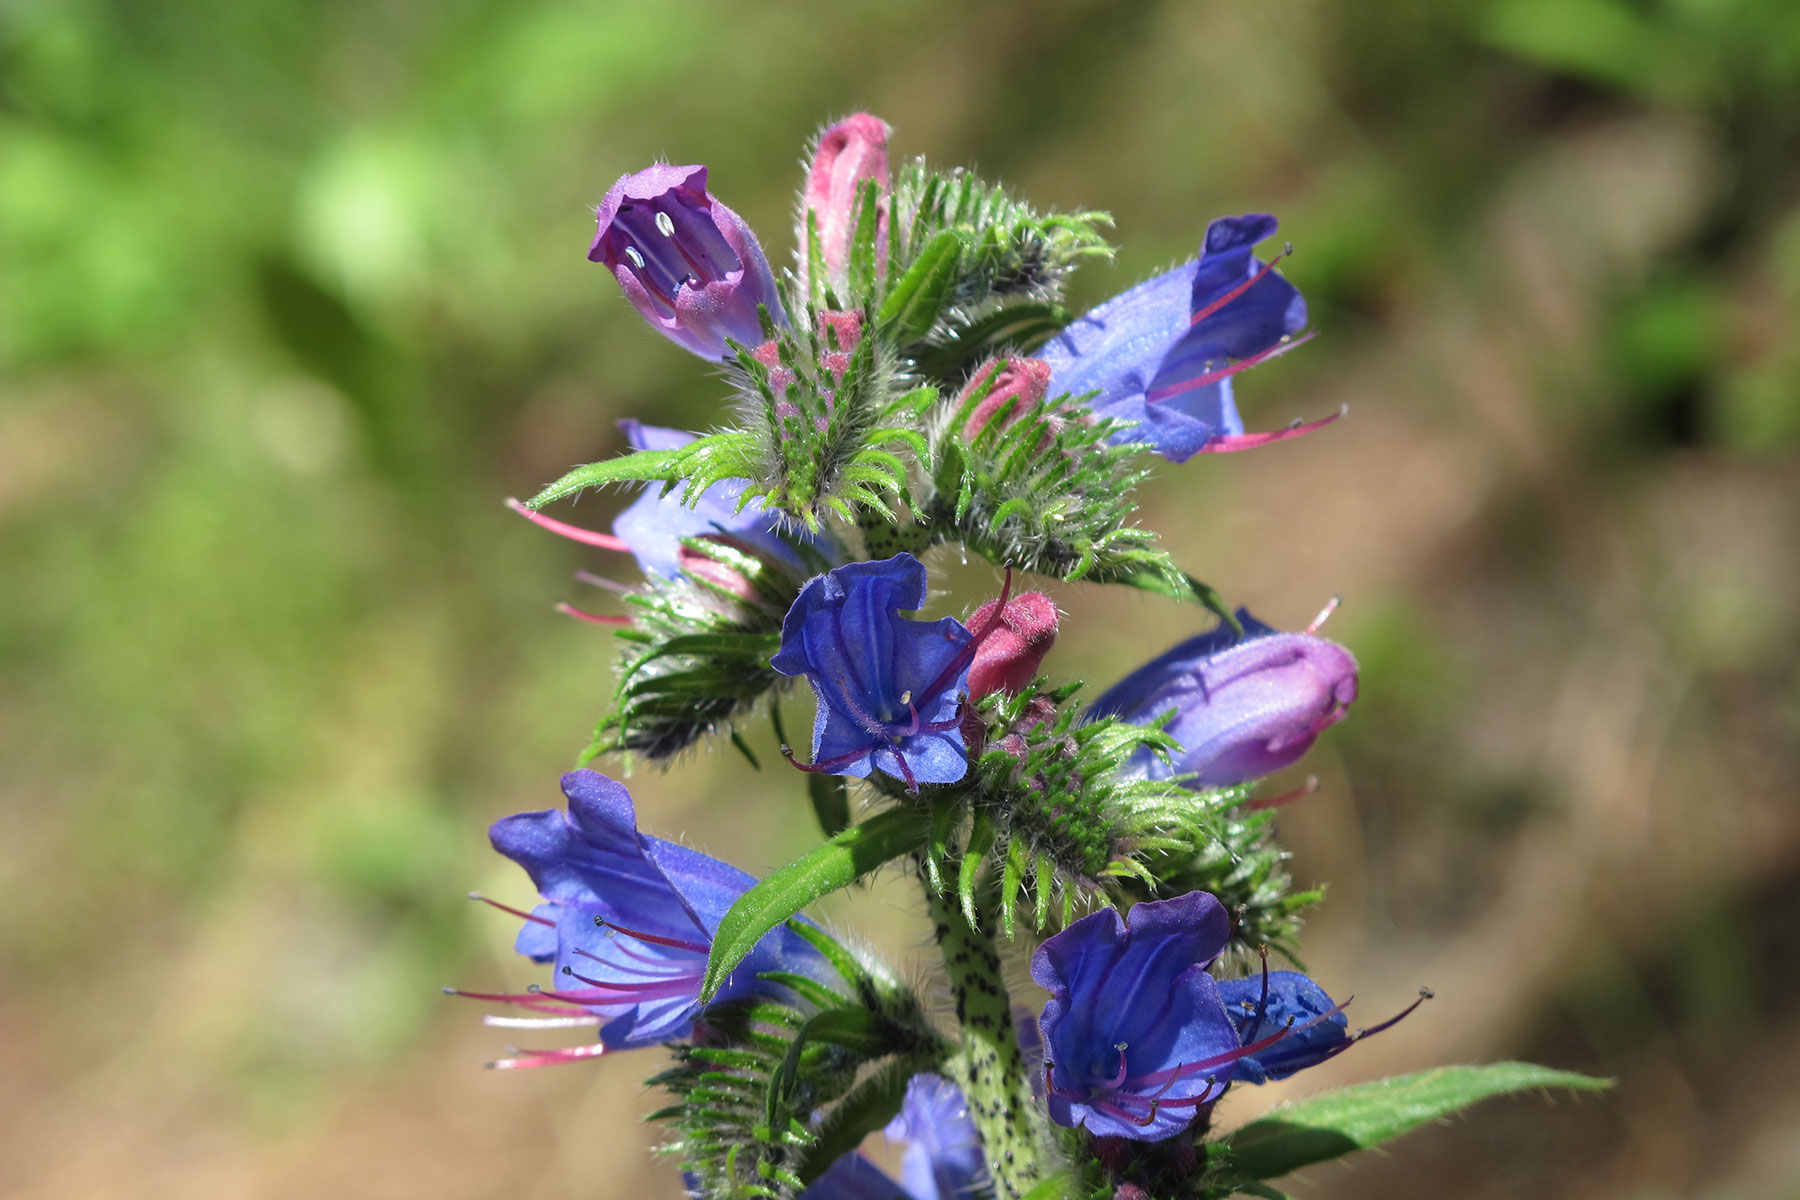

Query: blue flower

[590,163,787,360]
[1215,971,1350,1084]
[1040,214,1331,463]
[468,769,832,1067]
[1031,891,1245,1141]
[1087,607,1357,789]
[1216,970,1429,1085]
[770,553,974,791]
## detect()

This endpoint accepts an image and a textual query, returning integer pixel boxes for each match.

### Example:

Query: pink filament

[1145,331,1318,405]
[505,498,633,552]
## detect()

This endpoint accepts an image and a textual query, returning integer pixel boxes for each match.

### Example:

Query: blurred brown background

[3,0,1798,1197]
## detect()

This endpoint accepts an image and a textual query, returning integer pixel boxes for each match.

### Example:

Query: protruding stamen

[1145,331,1318,405]
[1187,247,1293,330]
[1194,402,1346,455]
[487,1042,608,1070]
[505,498,633,552]
[468,891,555,926]
[780,742,874,777]
[593,915,709,955]
[1304,595,1341,636]
[482,1014,601,1029]
[575,569,632,594]
[1244,776,1320,812]
[555,602,632,627]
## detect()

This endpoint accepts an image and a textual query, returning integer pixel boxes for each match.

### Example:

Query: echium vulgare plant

[457,114,1608,1199]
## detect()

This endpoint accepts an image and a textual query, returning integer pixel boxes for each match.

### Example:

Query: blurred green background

[3,0,1798,1196]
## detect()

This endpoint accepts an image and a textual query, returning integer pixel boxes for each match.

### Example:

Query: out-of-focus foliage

[1,0,1797,1198]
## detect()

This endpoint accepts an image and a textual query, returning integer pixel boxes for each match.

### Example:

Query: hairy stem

[923,874,1040,1199]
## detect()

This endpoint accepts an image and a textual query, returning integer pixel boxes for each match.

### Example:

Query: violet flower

[461,769,831,1067]
[1040,214,1332,463]
[1032,891,1250,1141]
[1088,607,1357,789]
[589,164,787,359]
[770,553,974,791]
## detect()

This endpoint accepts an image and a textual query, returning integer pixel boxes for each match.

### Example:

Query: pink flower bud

[816,310,864,383]
[965,591,1059,699]
[803,113,892,284]
[959,357,1054,441]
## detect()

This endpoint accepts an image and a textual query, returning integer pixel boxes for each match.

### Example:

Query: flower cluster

[432,110,1593,1200]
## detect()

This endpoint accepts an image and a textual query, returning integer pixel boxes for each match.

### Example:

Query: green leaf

[877,230,961,343]
[700,807,931,1001]
[525,447,682,507]
[1226,1063,1612,1182]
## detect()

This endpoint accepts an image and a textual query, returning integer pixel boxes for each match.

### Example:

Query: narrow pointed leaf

[877,230,962,343]
[526,448,682,507]
[700,807,931,1001]
[1226,1063,1612,1182]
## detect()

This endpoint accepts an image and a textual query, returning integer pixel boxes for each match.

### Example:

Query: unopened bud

[803,113,892,285]
[959,356,1053,441]
[1089,609,1357,788]
[966,591,1059,699]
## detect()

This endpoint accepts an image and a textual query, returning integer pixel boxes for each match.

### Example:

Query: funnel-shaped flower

[770,553,973,790]
[1041,214,1326,463]
[474,770,830,1064]
[802,113,892,287]
[1088,608,1357,788]
[1032,891,1241,1141]
[589,164,787,359]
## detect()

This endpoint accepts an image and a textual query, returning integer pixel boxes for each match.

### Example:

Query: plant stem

[923,875,1040,1199]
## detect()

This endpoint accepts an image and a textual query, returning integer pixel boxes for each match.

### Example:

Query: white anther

[655,210,675,237]
[624,245,645,269]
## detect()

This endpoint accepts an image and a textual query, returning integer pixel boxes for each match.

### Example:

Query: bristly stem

[923,871,1040,1199]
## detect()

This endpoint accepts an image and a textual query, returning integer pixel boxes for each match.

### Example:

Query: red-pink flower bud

[816,310,864,383]
[803,113,892,284]
[965,591,1059,699]
[959,357,1053,441]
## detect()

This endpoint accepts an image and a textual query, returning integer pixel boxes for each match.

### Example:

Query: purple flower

[509,421,826,582]
[465,769,831,1067]
[589,164,787,359]
[1088,608,1357,789]
[1040,214,1332,463]
[1031,891,1246,1141]
[770,554,974,791]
